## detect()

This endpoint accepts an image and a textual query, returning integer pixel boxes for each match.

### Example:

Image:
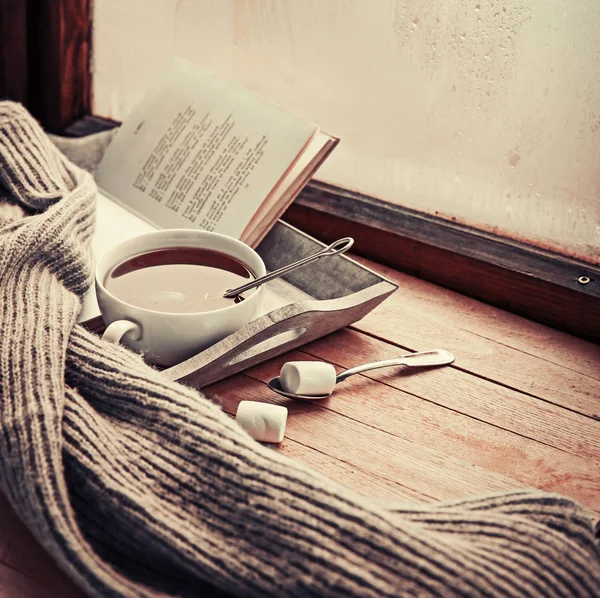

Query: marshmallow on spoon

[279,361,337,396]
[235,401,288,443]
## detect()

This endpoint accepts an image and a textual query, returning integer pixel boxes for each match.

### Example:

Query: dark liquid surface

[105,247,255,313]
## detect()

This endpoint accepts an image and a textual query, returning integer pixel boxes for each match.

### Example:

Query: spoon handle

[223,237,354,298]
[335,349,455,382]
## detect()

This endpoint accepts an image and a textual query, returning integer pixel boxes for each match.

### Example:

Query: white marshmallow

[279,361,337,396]
[235,401,288,443]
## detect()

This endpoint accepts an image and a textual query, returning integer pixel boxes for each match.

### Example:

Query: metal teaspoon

[267,349,456,400]
[221,237,354,299]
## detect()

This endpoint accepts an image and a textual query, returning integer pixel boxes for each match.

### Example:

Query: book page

[95,57,318,240]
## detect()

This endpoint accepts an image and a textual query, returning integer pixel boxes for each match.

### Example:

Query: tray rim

[273,219,399,291]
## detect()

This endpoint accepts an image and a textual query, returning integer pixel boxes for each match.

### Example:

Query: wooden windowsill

[1,254,599,596]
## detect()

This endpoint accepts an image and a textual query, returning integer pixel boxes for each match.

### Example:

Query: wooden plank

[206,375,532,501]
[346,280,600,418]
[353,255,600,381]
[253,436,431,505]
[0,563,63,598]
[0,0,28,103]
[0,493,85,598]
[237,342,600,511]
[296,330,600,460]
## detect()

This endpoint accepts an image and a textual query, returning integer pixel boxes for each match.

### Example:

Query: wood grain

[0,494,86,598]
[297,331,600,459]
[0,0,28,103]
[208,375,532,501]
[349,278,600,418]
[238,342,600,510]
[244,435,432,505]
[352,256,600,381]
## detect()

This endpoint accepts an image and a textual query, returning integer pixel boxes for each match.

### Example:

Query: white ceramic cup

[95,229,266,367]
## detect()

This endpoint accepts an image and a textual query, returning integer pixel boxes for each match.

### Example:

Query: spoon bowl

[267,349,455,400]
[267,377,330,400]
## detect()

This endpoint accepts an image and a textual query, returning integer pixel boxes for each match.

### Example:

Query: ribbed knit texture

[0,101,599,598]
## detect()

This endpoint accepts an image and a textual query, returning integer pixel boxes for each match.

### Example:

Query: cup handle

[102,319,142,345]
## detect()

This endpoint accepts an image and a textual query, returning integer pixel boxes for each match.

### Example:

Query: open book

[80,57,338,322]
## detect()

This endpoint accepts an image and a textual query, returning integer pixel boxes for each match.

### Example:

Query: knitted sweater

[0,101,599,598]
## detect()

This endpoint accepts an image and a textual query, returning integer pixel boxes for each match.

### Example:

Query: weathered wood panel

[27,0,91,131]
[0,0,28,103]
[353,256,600,381]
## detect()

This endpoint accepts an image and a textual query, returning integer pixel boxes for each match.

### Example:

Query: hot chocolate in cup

[95,229,266,367]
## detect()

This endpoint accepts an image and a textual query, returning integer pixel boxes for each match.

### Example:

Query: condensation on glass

[92,0,600,264]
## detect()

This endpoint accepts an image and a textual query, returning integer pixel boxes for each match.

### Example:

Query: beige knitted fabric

[0,101,599,598]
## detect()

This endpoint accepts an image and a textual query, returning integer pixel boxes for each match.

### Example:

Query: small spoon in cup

[267,349,455,400]
[156,238,355,308]
[214,237,354,300]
